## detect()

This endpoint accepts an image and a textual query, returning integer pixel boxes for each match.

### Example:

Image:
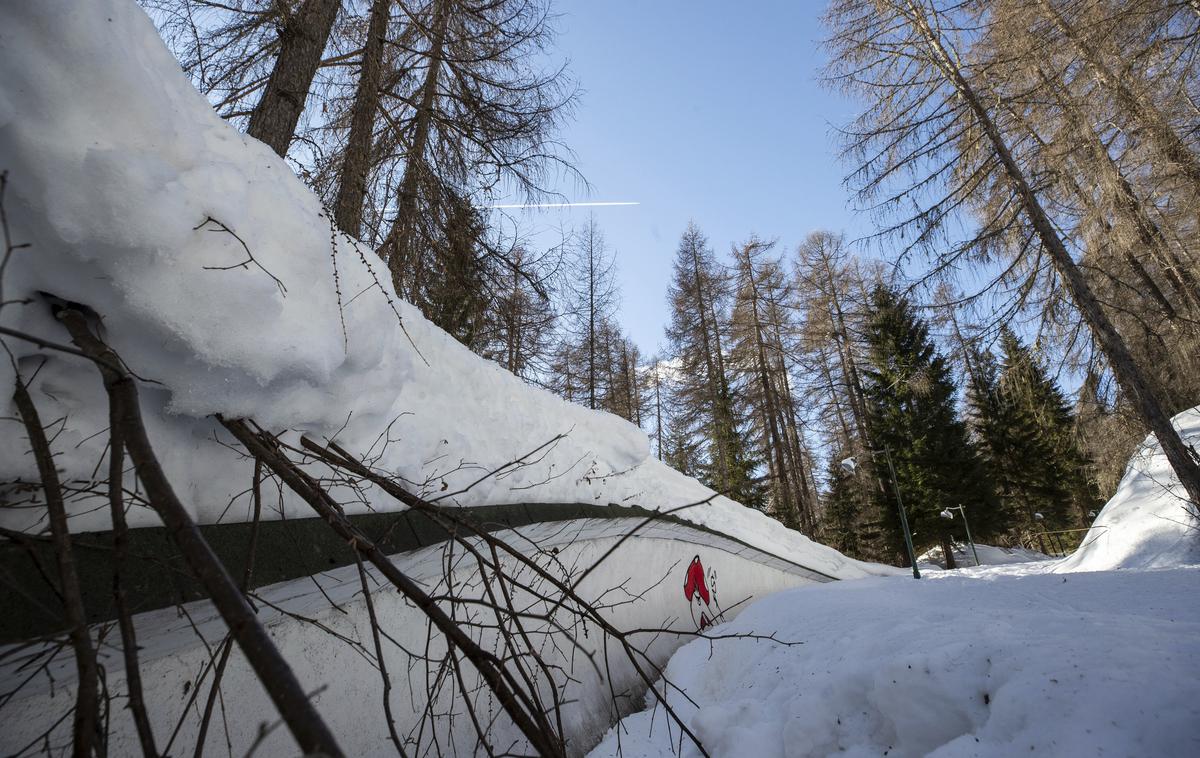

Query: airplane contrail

[483,201,640,209]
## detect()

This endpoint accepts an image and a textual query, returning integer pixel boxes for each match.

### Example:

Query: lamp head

[839,457,857,473]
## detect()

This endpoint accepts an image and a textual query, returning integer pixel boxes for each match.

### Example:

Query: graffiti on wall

[683,555,724,630]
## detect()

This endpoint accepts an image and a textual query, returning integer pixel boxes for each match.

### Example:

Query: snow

[589,566,1200,758]
[1056,407,1200,572]
[0,0,880,581]
[0,517,832,755]
[591,406,1200,758]
[918,542,1053,570]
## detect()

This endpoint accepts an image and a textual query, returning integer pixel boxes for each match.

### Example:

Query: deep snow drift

[0,0,876,579]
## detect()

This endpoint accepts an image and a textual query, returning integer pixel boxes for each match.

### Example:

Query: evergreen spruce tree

[997,329,1101,531]
[862,285,997,567]
[961,344,1031,540]
[822,446,870,559]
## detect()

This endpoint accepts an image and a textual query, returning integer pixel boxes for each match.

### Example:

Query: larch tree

[246,0,343,156]
[823,0,1200,509]
[376,0,578,306]
[483,246,559,382]
[558,218,619,411]
[730,238,817,531]
[665,223,760,507]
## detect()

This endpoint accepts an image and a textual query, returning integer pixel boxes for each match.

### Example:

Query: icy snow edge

[0,0,881,580]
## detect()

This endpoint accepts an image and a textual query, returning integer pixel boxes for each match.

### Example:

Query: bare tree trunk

[57,309,345,758]
[588,240,597,409]
[941,533,957,570]
[824,266,870,446]
[334,0,392,238]
[247,0,341,158]
[107,398,158,757]
[13,376,100,758]
[740,247,794,522]
[908,1,1200,508]
[383,0,451,297]
[652,364,664,460]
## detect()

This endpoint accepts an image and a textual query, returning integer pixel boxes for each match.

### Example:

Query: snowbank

[1057,406,1200,572]
[590,566,1200,758]
[918,542,1052,570]
[0,0,876,579]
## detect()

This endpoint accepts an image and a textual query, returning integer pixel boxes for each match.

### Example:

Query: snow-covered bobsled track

[1,509,833,756]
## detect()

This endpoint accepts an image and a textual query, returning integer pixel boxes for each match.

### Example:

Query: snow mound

[1058,406,1200,573]
[0,0,878,579]
[918,542,1052,570]
[590,567,1200,758]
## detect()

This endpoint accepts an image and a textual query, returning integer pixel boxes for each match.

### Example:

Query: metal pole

[958,505,979,566]
[882,446,920,579]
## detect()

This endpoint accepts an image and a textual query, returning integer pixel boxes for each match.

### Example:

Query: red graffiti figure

[683,555,721,630]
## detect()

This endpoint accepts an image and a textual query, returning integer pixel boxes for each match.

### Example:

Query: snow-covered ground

[918,542,1053,570]
[0,0,879,581]
[591,407,1200,757]
[589,566,1200,758]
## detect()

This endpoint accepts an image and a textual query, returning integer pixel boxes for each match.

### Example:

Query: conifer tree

[862,285,997,566]
[730,238,815,529]
[558,218,619,411]
[665,223,761,507]
[422,193,491,349]
[997,329,1101,528]
[484,247,557,382]
[822,445,871,560]
[963,342,1049,539]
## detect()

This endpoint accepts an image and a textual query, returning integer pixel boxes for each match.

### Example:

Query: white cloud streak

[482,201,640,209]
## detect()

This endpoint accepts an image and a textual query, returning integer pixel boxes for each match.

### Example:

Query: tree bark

[383,0,451,298]
[334,0,392,238]
[941,533,957,570]
[247,0,341,158]
[13,377,100,758]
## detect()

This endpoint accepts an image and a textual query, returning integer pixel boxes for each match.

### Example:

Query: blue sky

[494,0,873,356]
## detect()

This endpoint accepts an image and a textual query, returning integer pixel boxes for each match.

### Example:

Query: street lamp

[841,446,921,579]
[938,504,979,567]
